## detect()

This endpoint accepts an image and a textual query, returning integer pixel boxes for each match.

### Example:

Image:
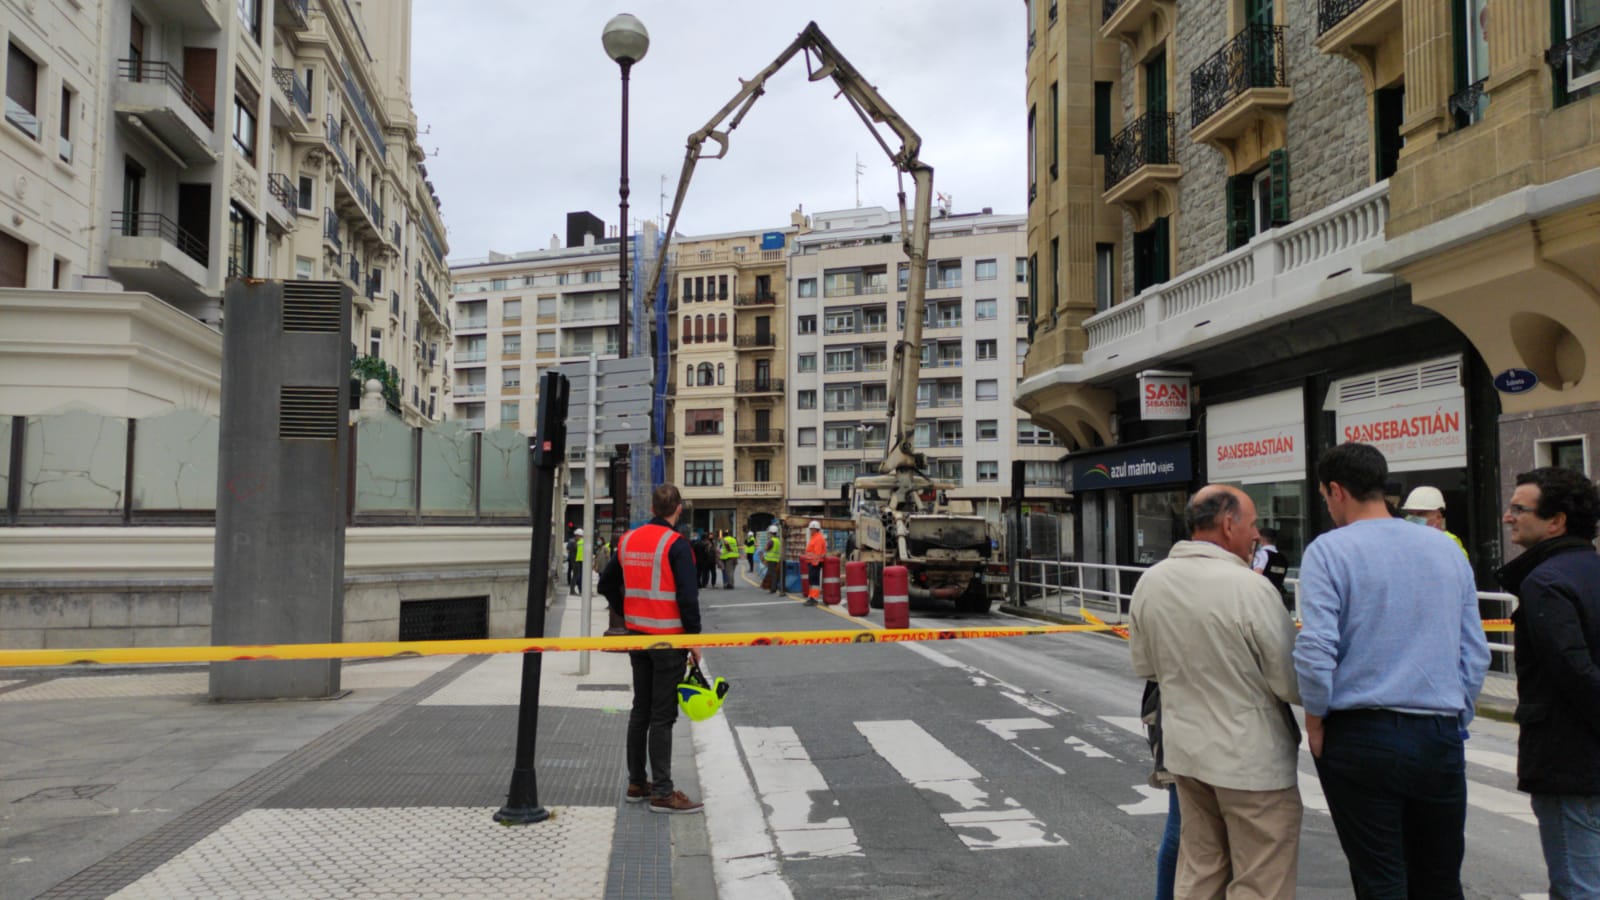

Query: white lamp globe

[602,14,650,65]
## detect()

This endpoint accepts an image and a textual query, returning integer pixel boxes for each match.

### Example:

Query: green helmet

[677,659,730,722]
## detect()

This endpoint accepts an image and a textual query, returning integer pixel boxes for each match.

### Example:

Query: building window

[684,460,723,487]
[977,420,998,441]
[369,327,382,359]
[0,230,28,288]
[825,349,857,373]
[538,296,557,317]
[1018,421,1060,446]
[58,84,74,161]
[1557,0,1600,96]
[717,362,725,385]
[537,332,556,352]
[298,176,314,210]
[799,315,817,335]
[797,465,817,485]
[687,409,724,435]
[502,334,520,354]
[1016,257,1028,284]
[295,256,314,279]
[697,362,715,386]
[1094,81,1112,155]
[976,339,998,361]
[237,0,261,41]
[6,42,40,140]
[1538,436,1589,473]
[1025,253,1037,322]
[1451,0,1489,128]
[798,389,817,410]
[977,461,999,483]
[504,367,521,387]
[583,270,603,283]
[798,277,817,298]
[1133,217,1170,294]
[1095,243,1115,312]
[975,259,998,282]
[718,274,729,299]
[1226,149,1290,250]
[503,299,522,323]
[975,379,999,402]
[1027,104,1037,201]
[492,278,508,291]
[1049,81,1059,179]
[228,203,256,277]
[974,298,997,321]
[798,427,817,447]
[825,311,855,335]
[824,462,857,489]
[232,92,257,162]
[1374,86,1405,182]
[500,404,519,425]
[798,353,817,373]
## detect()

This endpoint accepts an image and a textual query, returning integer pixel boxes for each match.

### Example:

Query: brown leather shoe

[625,782,653,804]
[648,790,704,815]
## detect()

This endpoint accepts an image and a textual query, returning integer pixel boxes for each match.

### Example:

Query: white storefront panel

[1206,388,1305,485]
[1327,356,1466,474]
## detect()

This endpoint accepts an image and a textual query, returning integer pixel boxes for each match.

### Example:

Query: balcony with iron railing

[1104,112,1180,209]
[1190,25,1292,151]
[113,59,215,164]
[1547,23,1600,105]
[822,282,890,299]
[108,212,209,289]
[735,429,782,444]
[1100,0,1169,43]
[734,291,778,307]
[323,208,341,252]
[1315,0,1400,68]
[734,333,778,348]
[276,0,310,29]
[340,64,386,161]
[264,173,296,232]
[270,66,311,125]
[735,378,784,395]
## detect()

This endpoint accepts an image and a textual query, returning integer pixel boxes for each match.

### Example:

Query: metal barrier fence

[1013,557,1519,674]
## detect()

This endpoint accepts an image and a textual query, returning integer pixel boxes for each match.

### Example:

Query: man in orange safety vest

[802,519,827,607]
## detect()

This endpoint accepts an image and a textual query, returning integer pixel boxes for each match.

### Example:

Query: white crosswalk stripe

[735,726,862,859]
[856,719,1067,851]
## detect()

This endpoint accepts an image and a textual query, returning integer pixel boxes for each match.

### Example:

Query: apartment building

[1017,0,1597,579]
[0,0,452,424]
[448,212,626,529]
[663,227,790,537]
[787,206,1069,523]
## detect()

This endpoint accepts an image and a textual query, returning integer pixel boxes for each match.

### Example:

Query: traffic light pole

[494,370,570,826]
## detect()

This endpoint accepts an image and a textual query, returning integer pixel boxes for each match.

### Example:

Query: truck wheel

[868,563,884,609]
[957,580,992,615]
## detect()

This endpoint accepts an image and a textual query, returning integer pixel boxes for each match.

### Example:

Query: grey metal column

[210,279,352,701]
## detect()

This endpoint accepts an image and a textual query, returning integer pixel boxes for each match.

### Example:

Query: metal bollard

[844,561,869,616]
[882,565,910,629]
[822,556,842,606]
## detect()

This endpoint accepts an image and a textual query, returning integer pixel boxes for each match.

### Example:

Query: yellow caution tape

[0,624,1117,669]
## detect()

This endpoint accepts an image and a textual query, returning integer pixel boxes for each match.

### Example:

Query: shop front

[1205,386,1309,575]
[1065,437,1195,603]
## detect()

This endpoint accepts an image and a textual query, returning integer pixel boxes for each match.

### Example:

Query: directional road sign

[559,356,656,449]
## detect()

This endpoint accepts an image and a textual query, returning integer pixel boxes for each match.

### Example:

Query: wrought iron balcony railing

[117,59,214,127]
[1190,25,1288,130]
[734,292,778,307]
[1449,78,1487,129]
[112,211,208,265]
[1317,0,1369,35]
[323,208,341,251]
[735,429,781,444]
[735,333,778,348]
[1545,24,1600,100]
[267,173,296,210]
[736,378,784,394]
[272,66,310,118]
[1105,111,1177,191]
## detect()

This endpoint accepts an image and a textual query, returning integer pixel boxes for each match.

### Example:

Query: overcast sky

[411,1,1026,262]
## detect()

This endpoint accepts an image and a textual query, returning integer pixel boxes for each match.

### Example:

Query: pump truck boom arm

[642,21,934,477]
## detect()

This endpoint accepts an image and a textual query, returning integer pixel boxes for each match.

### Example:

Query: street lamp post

[603,13,648,529]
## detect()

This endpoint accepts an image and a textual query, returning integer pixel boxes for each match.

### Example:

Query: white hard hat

[808,520,822,530]
[1401,486,1446,512]
[747,532,755,538]
[768,524,780,534]
[575,528,584,536]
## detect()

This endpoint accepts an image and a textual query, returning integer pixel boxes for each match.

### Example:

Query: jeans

[1156,783,1179,900]
[627,648,688,799]
[1532,794,1600,899]
[722,558,737,587]
[1314,709,1467,899]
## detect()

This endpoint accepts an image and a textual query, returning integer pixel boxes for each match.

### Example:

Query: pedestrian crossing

[720,709,1537,863]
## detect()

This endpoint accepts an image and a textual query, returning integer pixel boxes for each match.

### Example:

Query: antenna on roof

[855,154,866,208]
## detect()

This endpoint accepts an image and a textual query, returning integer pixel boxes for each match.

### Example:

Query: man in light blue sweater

[1295,441,1490,898]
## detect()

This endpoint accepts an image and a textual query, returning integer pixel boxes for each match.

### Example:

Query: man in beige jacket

[1130,484,1303,899]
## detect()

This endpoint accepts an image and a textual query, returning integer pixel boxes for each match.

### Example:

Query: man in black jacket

[1497,466,1600,898]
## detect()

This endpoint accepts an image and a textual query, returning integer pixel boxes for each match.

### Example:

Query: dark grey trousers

[627,647,688,798]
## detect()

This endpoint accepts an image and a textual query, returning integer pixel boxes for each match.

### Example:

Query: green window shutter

[1094,82,1112,155]
[1451,0,1469,93]
[1152,217,1171,284]
[1269,149,1291,226]
[1225,175,1252,250]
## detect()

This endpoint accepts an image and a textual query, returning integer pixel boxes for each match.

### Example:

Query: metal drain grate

[399,597,489,641]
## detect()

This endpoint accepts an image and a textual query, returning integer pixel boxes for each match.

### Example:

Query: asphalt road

[694,575,1547,899]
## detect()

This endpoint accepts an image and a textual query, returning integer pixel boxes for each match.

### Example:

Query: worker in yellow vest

[719,530,740,590]
[763,524,783,593]
[744,532,757,572]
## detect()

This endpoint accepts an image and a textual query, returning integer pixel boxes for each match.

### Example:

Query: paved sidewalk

[2,596,714,899]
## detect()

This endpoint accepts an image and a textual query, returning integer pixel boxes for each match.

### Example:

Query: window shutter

[1451,0,1469,93]
[1225,175,1252,250]
[1269,149,1291,226]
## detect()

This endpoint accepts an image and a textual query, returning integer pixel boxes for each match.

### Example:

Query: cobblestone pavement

[4,596,713,899]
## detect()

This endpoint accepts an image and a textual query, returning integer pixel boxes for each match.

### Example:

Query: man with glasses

[1496,467,1600,898]
[1294,442,1489,897]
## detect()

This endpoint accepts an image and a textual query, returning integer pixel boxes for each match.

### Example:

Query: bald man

[1130,484,1304,898]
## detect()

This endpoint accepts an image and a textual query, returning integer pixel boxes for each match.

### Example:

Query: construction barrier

[0,624,1123,669]
[844,561,869,617]
[882,565,910,629]
[822,556,841,606]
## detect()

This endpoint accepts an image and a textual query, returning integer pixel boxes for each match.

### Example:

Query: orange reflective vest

[803,530,827,566]
[620,523,686,634]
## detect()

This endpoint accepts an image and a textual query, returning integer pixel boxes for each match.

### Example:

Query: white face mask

[1404,515,1429,526]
